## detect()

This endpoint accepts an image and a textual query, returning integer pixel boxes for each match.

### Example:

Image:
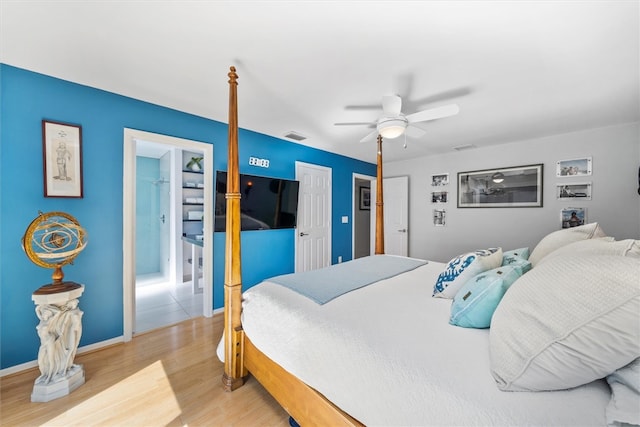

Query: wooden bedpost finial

[228,66,238,85]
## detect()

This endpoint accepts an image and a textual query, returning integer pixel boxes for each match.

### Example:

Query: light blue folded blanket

[267,255,427,304]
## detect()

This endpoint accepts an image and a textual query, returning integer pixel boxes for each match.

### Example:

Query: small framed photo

[433,209,446,226]
[556,157,592,177]
[42,120,83,198]
[431,173,449,186]
[561,207,586,229]
[359,186,371,210]
[556,183,592,200]
[431,191,448,203]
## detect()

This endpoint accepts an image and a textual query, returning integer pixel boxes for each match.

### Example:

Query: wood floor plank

[0,315,290,426]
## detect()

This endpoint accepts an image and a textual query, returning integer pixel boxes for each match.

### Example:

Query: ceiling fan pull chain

[403,133,407,149]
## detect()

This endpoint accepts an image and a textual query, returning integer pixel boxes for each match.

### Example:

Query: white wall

[384,122,640,263]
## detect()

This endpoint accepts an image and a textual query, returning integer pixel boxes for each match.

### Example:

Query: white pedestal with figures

[31,283,85,403]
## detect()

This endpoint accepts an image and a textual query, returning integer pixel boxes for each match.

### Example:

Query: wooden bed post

[222,66,246,392]
[375,135,385,255]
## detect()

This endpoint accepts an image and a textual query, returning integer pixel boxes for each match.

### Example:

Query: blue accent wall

[0,64,376,369]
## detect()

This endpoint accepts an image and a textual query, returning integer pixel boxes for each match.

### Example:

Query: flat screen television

[214,171,300,231]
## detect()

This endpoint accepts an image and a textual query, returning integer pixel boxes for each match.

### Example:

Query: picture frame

[431,173,449,186]
[433,209,446,226]
[431,191,448,203]
[561,207,586,229]
[556,156,592,177]
[42,120,83,198]
[556,182,592,200]
[457,164,543,208]
[359,186,371,210]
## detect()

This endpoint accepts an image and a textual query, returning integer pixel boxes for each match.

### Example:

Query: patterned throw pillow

[433,248,503,299]
[450,266,522,329]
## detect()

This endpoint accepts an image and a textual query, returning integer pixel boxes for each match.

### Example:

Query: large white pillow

[490,254,640,391]
[433,248,502,299]
[538,238,640,266]
[605,358,640,427]
[528,222,607,266]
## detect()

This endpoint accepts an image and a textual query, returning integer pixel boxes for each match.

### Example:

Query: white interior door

[295,162,331,272]
[370,176,409,256]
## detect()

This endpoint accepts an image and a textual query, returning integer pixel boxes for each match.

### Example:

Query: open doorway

[123,129,214,342]
[353,173,375,259]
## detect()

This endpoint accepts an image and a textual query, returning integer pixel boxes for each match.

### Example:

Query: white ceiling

[1,1,638,164]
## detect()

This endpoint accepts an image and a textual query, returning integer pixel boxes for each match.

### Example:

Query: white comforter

[218,260,611,426]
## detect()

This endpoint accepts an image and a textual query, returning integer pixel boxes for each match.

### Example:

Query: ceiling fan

[335,95,460,143]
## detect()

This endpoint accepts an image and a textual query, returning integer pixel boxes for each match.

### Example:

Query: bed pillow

[605,358,640,427]
[490,254,640,391]
[501,253,532,275]
[528,222,607,266]
[502,247,530,260]
[449,266,521,329]
[433,248,503,299]
[538,238,640,266]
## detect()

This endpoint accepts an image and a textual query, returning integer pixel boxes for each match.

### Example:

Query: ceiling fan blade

[345,104,381,110]
[410,87,472,109]
[395,73,414,100]
[382,95,402,116]
[359,130,379,143]
[334,122,376,126]
[406,104,460,123]
[404,125,426,139]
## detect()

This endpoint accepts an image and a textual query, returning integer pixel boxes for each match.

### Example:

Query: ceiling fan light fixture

[377,117,407,139]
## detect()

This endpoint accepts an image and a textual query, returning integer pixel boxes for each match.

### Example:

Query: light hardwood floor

[0,314,290,426]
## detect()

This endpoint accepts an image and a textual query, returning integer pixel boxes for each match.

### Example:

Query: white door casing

[370,176,409,257]
[123,128,213,342]
[295,162,331,272]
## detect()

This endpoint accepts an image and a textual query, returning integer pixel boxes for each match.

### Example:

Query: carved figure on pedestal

[34,300,83,384]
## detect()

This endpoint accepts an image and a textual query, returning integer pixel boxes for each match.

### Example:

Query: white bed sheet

[218,260,611,426]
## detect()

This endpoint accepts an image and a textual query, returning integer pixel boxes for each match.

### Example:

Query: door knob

[299,232,309,237]
[160,214,166,224]
[397,229,407,233]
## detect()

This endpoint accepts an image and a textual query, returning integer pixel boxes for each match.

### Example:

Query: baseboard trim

[0,336,124,378]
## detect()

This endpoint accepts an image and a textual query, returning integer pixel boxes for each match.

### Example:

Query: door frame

[123,128,214,342]
[294,161,332,272]
[352,173,375,259]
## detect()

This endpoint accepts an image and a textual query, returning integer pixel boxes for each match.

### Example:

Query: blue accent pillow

[449,266,521,328]
[502,254,532,275]
[433,248,503,299]
[503,247,530,260]
[502,247,532,275]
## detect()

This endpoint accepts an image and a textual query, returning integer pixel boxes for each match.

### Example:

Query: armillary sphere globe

[22,211,88,292]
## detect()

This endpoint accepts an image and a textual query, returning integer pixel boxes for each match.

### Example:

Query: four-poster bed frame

[217,67,621,427]
[221,67,384,426]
